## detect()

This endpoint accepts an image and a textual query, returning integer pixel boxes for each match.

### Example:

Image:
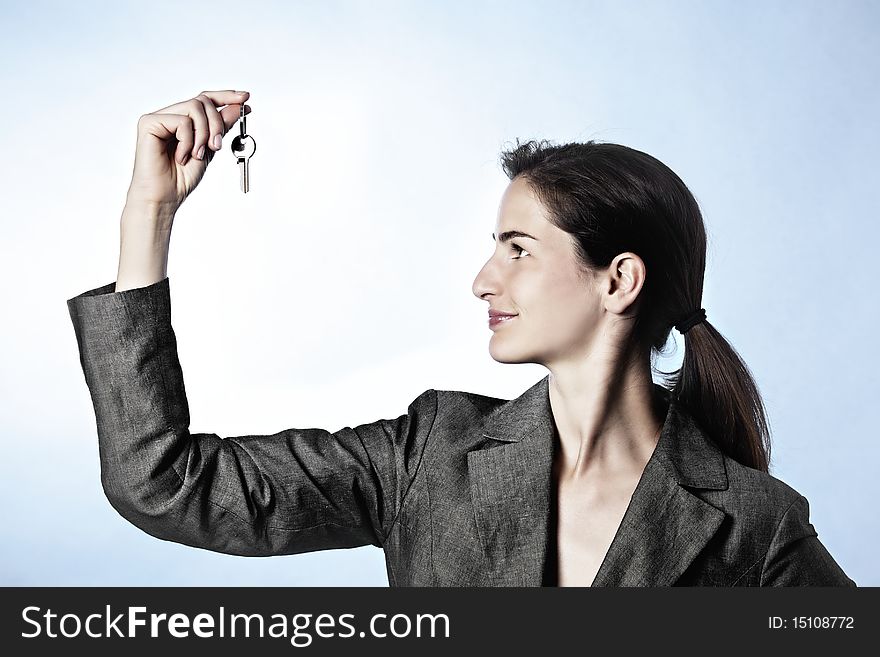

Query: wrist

[122,198,177,229]
[116,202,175,292]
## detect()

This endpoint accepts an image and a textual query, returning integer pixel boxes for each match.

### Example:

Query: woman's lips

[489,315,518,329]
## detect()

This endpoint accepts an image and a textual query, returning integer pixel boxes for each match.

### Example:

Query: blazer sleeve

[760,494,857,586]
[66,277,438,557]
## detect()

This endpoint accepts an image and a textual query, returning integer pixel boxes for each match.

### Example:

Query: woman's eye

[510,243,530,259]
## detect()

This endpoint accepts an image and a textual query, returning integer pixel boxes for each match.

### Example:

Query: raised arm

[67,277,438,556]
[68,89,438,557]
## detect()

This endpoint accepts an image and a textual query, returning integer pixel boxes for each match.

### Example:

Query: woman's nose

[472,259,496,300]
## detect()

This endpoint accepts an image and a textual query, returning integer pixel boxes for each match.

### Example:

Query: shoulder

[438,388,508,413]
[403,388,506,415]
[722,456,807,517]
[712,456,819,549]
[396,388,507,439]
[431,388,509,428]
[720,457,856,586]
[398,388,509,451]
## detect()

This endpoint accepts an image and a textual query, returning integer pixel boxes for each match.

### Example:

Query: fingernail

[181,152,190,165]
[197,145,205,160]
[213,134,222,150]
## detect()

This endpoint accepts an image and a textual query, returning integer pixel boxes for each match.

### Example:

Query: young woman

[67,89,855,587]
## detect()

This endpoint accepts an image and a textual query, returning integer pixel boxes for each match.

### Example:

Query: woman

[67,89,855,586]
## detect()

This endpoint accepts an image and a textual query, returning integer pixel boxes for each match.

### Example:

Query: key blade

[238,157,248,193]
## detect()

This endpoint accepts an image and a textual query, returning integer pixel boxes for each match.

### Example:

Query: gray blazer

[67,277,856,587]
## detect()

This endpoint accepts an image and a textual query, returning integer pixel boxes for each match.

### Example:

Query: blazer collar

[467,374,729,586]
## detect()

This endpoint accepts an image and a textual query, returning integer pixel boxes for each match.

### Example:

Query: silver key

[230,105,256,193]
[232,135,256,192]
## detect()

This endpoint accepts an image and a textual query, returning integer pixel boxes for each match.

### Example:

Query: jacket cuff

[66,277,172,347]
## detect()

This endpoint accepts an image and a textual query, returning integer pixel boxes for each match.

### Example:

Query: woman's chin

[488,341,528,364]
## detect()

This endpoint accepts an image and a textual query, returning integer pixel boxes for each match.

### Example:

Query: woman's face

[472,176,603,368]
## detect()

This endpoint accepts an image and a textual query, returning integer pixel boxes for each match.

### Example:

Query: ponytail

[661,317,771,472]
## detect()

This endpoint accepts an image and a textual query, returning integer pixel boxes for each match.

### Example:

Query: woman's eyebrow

[492,230,540,243]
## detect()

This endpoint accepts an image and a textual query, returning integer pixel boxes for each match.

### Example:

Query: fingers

[195,90,250,144]
[152,90,248,116]
[198,89,250,110]
[205,90,252,140]
[142,90,252,165]
[219,103,251,137]
[186,97,210,161]
[195,91,248,155]
[138,112,195,165]
[201,103,250,165]
[173,116,195,165]
[192,92,251,160]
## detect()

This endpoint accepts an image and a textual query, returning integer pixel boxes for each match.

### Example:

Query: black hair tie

[675,308,707,335]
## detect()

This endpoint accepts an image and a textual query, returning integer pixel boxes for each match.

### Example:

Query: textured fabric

[67,276,857,587]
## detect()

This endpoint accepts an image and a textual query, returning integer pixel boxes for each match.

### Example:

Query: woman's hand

[125,90,251,213]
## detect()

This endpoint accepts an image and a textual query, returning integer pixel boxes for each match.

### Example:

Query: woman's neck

[546,351,665,483]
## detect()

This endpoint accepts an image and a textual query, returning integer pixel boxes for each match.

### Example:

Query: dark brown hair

[500,139,771,472]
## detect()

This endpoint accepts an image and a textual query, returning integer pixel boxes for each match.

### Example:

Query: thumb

[219,103,252,138]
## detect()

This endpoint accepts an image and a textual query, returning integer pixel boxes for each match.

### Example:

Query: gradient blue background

[1,0,876,585]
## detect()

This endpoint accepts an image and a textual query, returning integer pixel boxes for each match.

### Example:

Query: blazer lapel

[589,398,730,585]
[468,375,556,586]
[468,374,730,587]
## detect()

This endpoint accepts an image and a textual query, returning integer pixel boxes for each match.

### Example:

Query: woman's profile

[67,89,855,587]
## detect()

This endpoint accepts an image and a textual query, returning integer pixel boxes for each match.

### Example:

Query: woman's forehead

[496,178,550,235]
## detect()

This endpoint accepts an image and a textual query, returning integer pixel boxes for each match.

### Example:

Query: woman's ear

[608,252,647,313]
